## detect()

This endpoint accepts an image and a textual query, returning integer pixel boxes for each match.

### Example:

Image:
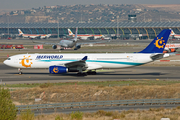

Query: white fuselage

[59,40,76,48]
[20,34,51,39]
[71,34,104,40]
[4,53,154,70]
[170,34,180,39]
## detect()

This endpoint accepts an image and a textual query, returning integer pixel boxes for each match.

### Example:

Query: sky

[0,0,180,10]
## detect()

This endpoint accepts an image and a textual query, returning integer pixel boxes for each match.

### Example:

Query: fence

[16,98,180,111]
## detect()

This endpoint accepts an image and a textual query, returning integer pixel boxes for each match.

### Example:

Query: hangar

[0,21,180,39]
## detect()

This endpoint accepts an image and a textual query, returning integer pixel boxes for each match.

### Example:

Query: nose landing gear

[18,68,22,74]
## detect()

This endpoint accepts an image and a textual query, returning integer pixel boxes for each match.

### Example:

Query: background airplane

[68,28,104,40]
[33,27,110,50]
[18,29,51,39]
[164,43,180,53]
[170,29,180,39]
[4,29,171,76]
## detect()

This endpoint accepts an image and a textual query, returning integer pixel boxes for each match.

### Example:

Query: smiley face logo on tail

[154,37,165,49]
[19,56,33,68]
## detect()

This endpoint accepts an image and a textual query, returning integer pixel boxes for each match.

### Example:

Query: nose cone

[3,60,8,65]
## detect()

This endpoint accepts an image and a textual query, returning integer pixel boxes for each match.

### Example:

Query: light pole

[7,16,9,36]
[117,16,119,38]
[144,13,146,22]
[57,17,59,39]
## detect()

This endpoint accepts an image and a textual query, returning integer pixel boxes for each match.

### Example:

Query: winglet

[81,56,87,61]
[138,29,171,53]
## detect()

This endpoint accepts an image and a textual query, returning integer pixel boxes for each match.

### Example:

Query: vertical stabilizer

[18,29,23,35]
[68,29,74,36]
[170,29,176,35]
[139,29,171,53]
[73,27,78,42]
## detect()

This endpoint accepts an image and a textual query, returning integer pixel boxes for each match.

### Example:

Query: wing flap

[33,41,59,45]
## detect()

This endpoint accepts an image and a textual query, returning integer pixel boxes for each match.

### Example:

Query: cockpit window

[7,58,11,60]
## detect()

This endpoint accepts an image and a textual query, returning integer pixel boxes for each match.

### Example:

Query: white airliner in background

[170,29,180,39]
[18,29,51,39]
[68,28,104,40]
[4,29,171,76]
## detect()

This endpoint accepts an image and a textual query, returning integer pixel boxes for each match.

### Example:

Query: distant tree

[0,87,17,120]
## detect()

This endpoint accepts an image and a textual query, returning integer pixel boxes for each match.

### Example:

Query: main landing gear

[18,68,22,75]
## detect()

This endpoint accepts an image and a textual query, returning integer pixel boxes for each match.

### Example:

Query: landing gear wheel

[19,72,22,75]
[60,48,64,50]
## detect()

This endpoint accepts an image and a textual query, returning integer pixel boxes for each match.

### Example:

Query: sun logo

[19,56,33,68]
[154,37,165,49]
[53,67,59,73]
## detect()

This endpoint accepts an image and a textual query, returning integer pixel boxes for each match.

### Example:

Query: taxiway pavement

[0,63,179,84]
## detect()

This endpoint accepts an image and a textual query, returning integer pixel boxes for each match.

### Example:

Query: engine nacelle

[52,45,57,49]
[170,48,176,52]
[74,45,81,50]
[49,66,68,74]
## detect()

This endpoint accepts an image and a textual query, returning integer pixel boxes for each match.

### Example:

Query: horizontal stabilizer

[150,54,164,61]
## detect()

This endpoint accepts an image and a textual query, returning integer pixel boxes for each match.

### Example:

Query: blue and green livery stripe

[38,59,143,66]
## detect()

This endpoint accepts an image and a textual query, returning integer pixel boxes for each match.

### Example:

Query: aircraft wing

[75,40,111,46]
[64,56,88,68]
[62,56,102,70]
[32,41,60,45]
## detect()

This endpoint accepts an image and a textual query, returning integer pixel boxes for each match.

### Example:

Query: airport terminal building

[0,21,180,39]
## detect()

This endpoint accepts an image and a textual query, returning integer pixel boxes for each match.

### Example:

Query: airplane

[18,29,51,39]
[170,29,180,39]
[4,29,171,76]
[164,43,180,53]
[33,27,110,50]
[68,28,104,40]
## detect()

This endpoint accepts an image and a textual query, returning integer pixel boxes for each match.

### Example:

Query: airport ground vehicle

[14,45,24,49]
[0,44,24,49]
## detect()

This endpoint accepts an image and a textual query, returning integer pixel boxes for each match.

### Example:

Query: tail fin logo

[69,31,72,34]
[19,56,33,68]
[53,67,59,73]
[154,37,165,49]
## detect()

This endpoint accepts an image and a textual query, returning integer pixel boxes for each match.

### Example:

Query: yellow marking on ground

[156,79,159,81]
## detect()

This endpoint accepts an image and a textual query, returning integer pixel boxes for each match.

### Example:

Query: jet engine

[49,66,68,74]
[52,45,57,49]
[163,48,176,53]
[74,45,81,50]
